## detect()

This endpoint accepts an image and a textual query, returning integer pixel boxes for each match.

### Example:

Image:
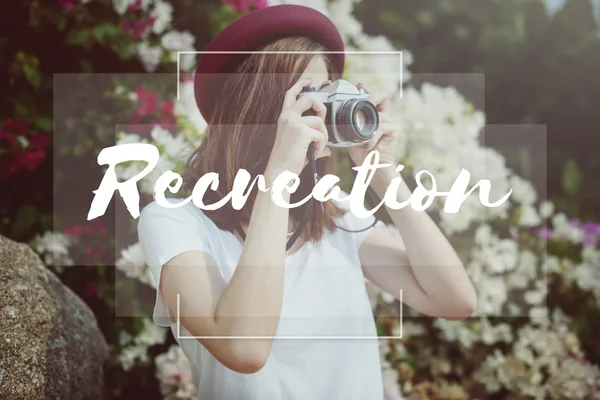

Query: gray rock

[0,235,108,400]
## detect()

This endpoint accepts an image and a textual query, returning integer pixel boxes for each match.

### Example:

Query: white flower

[519,204,541,227]
[546,358,600,399]
[480,320,513,345]
[135,318,168,346]
[477,277,507,315]
[137,42,163,72]
[509,175,537,205]
[539,200,554,219]
[140,154,177,195]
[155,345,197,400]
[160,31,196,70]
[551,213,585,243]
[175,80,208,134]
[150,0,173,35]
[381,367,402,400]
[30,231,74,272]
[116,132,147,146]
[116,242,155,287]
[524,288,546,306]
[572,263,598,292]
[161,31,195,51]
[112,0,136,15]
[150,126,191,160]
[118,318,167,371]
[116,161,145,182]
[179,53,197,71]
[528,306,549,319]
[140,0,153,10]
[118,344,148,371]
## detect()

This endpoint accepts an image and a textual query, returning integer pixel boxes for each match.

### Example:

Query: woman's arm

[160,188,290,374]
[359,166,477,320]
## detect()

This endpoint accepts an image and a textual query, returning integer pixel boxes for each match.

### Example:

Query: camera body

[298,79,380,148]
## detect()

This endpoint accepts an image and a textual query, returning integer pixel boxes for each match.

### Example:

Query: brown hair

[183,36,344,243]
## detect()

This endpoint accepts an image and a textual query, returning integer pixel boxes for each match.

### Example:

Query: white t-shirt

[137,196,386,400]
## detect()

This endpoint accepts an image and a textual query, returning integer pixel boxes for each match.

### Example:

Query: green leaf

[10,97,29,119]
[28,7,43,28]
[39,213,54,231]
[416,10,435,28]
[562,159,582,196]
[210,4,239,37]
[45,10,68,31]
[10,205,39,240]
[12,52,41,89]
[518,147,532,178]
[23,64,41,89]
[35,117,53,132]
[93,23,122,42]
[66,29,92,46]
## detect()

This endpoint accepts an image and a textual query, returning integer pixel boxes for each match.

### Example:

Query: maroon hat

[193,5,345,122]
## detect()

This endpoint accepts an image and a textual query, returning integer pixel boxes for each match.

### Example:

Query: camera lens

[354,110,367,131]
[336,99,379,143]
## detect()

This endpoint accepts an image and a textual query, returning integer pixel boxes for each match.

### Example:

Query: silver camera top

[298,79,379,147]
[306,79,368,102]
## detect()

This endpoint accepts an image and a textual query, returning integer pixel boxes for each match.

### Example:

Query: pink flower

[509,227,519,240]
[59,0,75,10]
[84,282,98,297]
[253,0,268,9]
[127,0,142,12]
[151,100,177,127]
[222,0,266,12]
[537,227,552,240]
[132,86,158,119]
[4,119,30,135]
[170,369,182,381]
[0,157,12,182]
[180,73,195,83]
[85,246,104,261]
[161,100,175,118]
[64,224,85,238]
[0,130,16,147]
[29,133,49,150]
[85,219,109,235]
[13,149,46,170]
[122,17,155,40]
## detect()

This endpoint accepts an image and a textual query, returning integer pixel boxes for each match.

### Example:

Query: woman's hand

[347,84,400,167]
[265,77,331,181]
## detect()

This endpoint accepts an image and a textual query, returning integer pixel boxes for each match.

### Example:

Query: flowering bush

[2,0,599,399]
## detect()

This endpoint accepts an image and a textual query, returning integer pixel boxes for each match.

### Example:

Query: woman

[138,5,477,400]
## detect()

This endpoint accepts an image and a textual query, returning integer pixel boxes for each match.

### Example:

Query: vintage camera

[298,79,380,147]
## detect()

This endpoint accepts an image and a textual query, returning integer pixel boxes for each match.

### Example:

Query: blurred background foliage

[355,0,600,220]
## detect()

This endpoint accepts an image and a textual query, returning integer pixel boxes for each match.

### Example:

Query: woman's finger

[282,77,314,111]
[292,93,327,119]
[357,83,388,112]
[299,115,329,144]
[301,125,328,154]
[314,146,332,160]
[365,122,394,149]
[369,93,388,112]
